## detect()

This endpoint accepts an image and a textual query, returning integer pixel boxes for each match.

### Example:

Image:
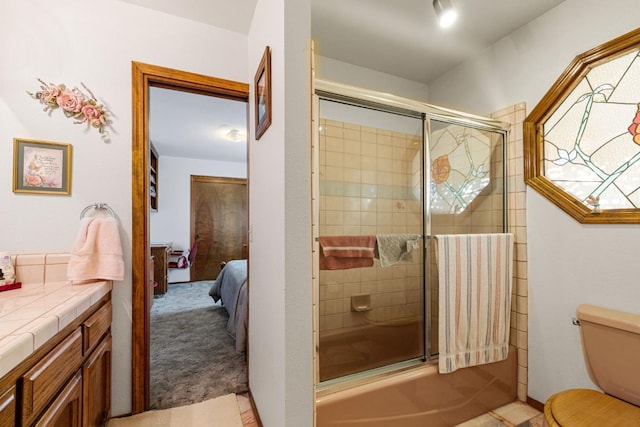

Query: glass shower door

[426,118,508,358]
[316,98,425,382]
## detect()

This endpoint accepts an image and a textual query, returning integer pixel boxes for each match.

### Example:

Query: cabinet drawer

[21,328,83,426]
[0,386,16,427]
[83,301,112,354]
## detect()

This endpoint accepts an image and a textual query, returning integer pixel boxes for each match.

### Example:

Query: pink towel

[67,217,125,282]
[319,236,376,270]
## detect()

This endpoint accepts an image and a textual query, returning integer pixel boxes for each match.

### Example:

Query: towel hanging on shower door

[435,233,514,374]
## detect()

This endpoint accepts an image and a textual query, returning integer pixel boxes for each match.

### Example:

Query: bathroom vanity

[0,254,112,427]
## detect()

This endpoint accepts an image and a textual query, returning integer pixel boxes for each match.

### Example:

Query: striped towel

[319,236,376,270]
[436,233,514,374]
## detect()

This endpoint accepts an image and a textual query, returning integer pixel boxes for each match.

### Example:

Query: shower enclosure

[312,80,509,387]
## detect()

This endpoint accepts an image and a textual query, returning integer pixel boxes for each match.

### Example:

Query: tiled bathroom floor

[456,401,543,427]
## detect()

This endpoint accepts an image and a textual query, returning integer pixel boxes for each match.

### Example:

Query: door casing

[131,62,249,413]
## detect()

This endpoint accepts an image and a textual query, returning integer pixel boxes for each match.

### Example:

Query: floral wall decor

[28,79,110,141]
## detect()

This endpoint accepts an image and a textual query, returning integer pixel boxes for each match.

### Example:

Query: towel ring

[80,202,116,219]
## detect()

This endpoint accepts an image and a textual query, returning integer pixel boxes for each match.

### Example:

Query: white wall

[248,0,313,425]
[0,0,248,416]
[427,0,640,403]
[150,155,246,283]
[316,56,429,102]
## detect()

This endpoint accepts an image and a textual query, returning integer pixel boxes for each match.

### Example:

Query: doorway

[131,62,249,413]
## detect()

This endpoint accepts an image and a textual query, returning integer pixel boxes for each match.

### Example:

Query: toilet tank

[577,304,640,406]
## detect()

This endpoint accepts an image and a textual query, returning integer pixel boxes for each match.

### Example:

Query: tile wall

[318,119,424,331]
[491,102,528,401]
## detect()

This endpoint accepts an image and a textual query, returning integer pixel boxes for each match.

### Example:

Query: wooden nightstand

[150,244,171,295]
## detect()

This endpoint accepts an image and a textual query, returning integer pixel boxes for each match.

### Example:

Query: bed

[208,259,248,353]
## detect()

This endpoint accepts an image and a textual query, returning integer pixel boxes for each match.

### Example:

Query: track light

[433,0,457,28]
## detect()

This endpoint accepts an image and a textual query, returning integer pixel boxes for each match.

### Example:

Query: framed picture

[254,46,272,140]
[13,138,72,195]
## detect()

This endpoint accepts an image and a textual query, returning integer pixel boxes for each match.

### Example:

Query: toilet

[543,304,640,426]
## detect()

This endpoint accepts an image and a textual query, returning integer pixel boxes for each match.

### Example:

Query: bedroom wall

[150,155,247,283]
[0,0,248,416]
[247,0,313,425]
[427,0,639,403]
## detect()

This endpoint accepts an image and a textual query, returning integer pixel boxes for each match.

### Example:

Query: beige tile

[45,253,70,265]
[491,401,541,426]
[16,265,45,286]
[45,263,69,284]
[14,316,58,350]
[0,333,34,377]
[527,414,545,427]
[455,413,504,426]
[14,254,46,266]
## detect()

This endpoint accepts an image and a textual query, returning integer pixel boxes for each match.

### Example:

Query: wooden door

[190,176,247,281]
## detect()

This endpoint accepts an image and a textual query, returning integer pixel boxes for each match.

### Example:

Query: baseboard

[248,389,263,427]
[527,396,545,412]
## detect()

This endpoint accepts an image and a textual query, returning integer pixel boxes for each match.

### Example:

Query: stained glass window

[544,49,640,210]
[524,28,640,223]
[430,122,491,214]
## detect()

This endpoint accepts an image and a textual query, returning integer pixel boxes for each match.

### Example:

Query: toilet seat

[544,388,640,426]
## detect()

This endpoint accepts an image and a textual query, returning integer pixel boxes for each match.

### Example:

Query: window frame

[524,27,640,224]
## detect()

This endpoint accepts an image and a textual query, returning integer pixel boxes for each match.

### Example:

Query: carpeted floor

[150,281,248,410]
[107,393,243,427]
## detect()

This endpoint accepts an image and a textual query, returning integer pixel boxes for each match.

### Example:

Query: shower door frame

[312,79,510,390]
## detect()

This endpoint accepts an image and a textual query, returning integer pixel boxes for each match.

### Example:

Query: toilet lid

[545,389,640,426]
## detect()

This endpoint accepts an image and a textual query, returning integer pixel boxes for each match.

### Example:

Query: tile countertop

[0,280,112,378]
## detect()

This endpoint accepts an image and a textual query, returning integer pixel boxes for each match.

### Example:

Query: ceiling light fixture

[225,129,244,142]
[433,0,457,29]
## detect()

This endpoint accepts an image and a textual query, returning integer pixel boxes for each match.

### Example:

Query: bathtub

[316,345,517,427]
[319,318,423,382]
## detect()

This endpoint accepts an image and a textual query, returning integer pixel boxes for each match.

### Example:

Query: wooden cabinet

[32,372,82,427]
[0,296,112,427]
[149,256,155,309]
[0,386,16,427]
[150,143,158,212]
[151,245,171,295]
[82,336,111,426]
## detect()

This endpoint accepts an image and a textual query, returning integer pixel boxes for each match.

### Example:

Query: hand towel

[67,217,125,282]
[375,234,421,267]
[319,235,376,270]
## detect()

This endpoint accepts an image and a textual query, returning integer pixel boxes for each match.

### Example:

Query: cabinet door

[33,371,82,427]
[83,335,112,427]
[0,386,16,427]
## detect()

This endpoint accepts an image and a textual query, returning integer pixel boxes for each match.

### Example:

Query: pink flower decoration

[28,79,110,141]
[57,89,85,113]
[81,104,103,121]
[40,85,62,107]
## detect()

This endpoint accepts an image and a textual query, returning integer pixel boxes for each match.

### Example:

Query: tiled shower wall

[492,102,528,401]
[318,119,424,331]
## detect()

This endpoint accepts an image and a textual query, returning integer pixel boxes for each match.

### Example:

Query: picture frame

[254,46,272,140]
[13,138,72,195]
